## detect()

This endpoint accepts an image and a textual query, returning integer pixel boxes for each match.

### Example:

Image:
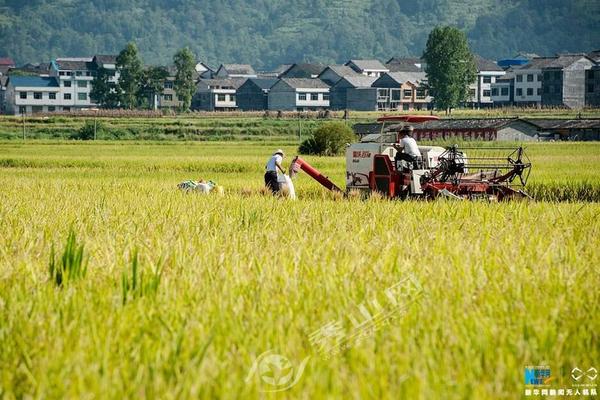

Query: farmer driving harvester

[265,149,286,193]
[390,125,421,170]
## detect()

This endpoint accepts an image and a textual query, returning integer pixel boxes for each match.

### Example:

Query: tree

[422,26,477,113]
[299,121,355,156]
[116,42,143,109]
[137,66,169,109]
[173,48,197,111]
[90,67,119,108]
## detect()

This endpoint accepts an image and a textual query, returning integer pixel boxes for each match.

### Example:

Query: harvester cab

[290,115,532,201]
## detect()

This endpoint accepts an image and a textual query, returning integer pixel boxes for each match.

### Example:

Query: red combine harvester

[290,115,532,201]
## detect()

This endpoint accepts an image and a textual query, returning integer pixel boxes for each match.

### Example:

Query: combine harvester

[290,115,532,201]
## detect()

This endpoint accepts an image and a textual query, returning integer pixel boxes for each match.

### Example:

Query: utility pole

[22,113,25,140]
[94,113,97,141]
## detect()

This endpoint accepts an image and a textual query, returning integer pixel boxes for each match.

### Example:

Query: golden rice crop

[0,141,598,399]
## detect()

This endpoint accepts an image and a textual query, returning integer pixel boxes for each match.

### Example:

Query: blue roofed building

[5,75,63,115]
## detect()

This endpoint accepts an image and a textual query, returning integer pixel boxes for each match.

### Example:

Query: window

[526,88,533,96]
[527,74,534,82]
[588,84,595,93]
[19,92,27,99]
[483,89,491,97]
[163,94,173,101]
[516,88,523,96]
[48,106,56,112]
[86,71,92,77]
[77,81,87,88]
[66,71,72,76]
[516,74,523,82]
[483,76,491,84]
[501,87,509,96]
[164,81,174,89]
[78,93,87,101]
[34,92,42,100]
[310,93,319,101]
[63,107,71,112]
[323,93,329,101]
[537,74,542,82]
[230,95,236,103]
[76,71,83,76]
[64,81,72,87]
[19,106,26,114]
[491,88,498,96]
[49,92,56,100]
[217,94,226,102]
[59,71,65,76]
[416,89,426,99]
[537,88,542,96]
[403,89,412,99]
[298,93,307,101]
[391,89,401,101]
[377,88,389,101]
[64,93,72,100]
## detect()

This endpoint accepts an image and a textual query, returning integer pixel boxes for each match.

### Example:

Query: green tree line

[0,0,597,68]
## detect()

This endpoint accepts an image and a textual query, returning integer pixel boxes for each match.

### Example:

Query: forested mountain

[0,0,598,68]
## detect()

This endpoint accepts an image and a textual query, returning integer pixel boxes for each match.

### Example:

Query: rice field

[0,141,598,399]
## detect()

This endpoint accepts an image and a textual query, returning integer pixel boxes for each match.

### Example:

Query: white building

[50,58,96,110]
[5,76,62,115]
[490,71,514,106]
[468,56,505,107]
[193,78,245,111]
[513,57,555,106]
[268,78,330,111]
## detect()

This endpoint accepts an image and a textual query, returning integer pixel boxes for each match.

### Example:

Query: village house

[268,78,329,111]
[279,63,325,79]
[50,58,97,110]
[5,76,62,115]
[193,78,246,111]
[371,72,431,111]
[512,57,554,106]
[214,64,257,79]
[345,59,389,78]
[490,71,515,106]
[317,65,360,86]
[541,54,595,108]
[585,65,600,107]
[236,78,278,111]
[467,56,505,107]
[329,75,377,110]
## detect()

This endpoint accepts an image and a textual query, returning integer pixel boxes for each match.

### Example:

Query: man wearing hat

[264,149,286,193]
[393,125,421,169]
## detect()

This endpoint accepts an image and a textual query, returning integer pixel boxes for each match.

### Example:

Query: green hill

[0,0,598,68]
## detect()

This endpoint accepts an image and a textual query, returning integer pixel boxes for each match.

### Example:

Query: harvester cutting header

[290,115,532,201]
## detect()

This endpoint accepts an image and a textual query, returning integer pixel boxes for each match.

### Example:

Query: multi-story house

[372,72,431,111]
[50,58,96,110]
[541,54,595,108]
[329,75,377,110]
[585,65,600,107]
[236,78,278,110]
[5,76,62,115]
[490,71,515,106]
[345,59,389,78]
[468,56,505,107]
[512,57,554,106]
[193,78,246,111]
[268,78,330,111]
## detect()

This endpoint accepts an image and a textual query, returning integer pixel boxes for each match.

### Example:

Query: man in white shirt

[265,149,286,193]
[394,126,421,169]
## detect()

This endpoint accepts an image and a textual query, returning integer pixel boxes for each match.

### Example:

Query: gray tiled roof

[543,54,591,69]
[280,78,329,89]
[386,57,424,73]
[280,63,326,78]
[246,78,278,90]
[341,75,378,88]
[322,65,359,77]
[55,59,93,71]
[220,64,256,75]
[94,55,117,64]
[346,59,388,71]
[387,71,427,84]
[474,55,503,72]
[197,78,247,89]
[516,57,558,70]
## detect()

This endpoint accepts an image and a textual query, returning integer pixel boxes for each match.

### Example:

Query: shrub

[71,121,103,140]
[299,121,355,156]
